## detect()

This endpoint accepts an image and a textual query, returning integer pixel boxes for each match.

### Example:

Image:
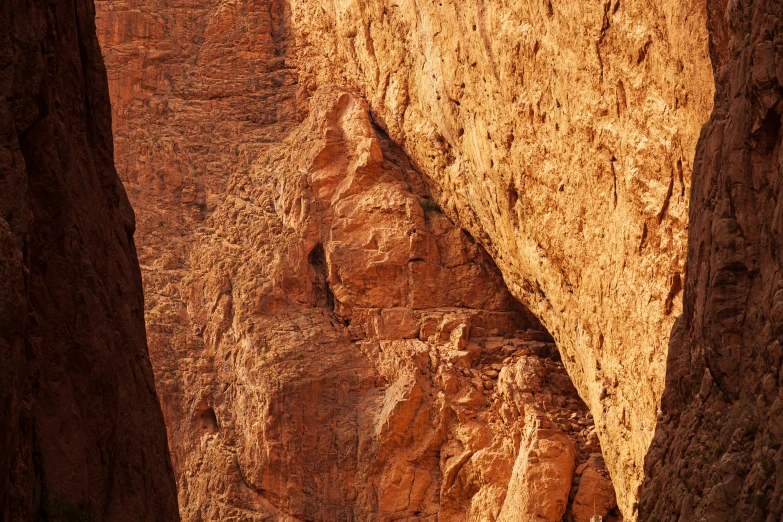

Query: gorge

[2,0,782,521]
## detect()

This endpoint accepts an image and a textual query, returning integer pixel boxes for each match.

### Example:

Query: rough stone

[92,0,783,519]
[0,0,179,520]
[288,0,715,514]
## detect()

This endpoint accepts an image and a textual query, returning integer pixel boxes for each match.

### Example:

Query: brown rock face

[97,23,621,509]
[94,0,783,519]
[0,0,178,520]
[287,0,715,514]
[175,88,617,520]
[641,1,783,519]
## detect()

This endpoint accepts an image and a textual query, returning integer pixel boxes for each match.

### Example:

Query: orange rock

[498,428,576,522]
[572,467,618,522]
[93,61,618,517]
[289,0,716,514]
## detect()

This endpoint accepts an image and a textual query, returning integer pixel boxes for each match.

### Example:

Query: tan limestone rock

[287,0,716,514]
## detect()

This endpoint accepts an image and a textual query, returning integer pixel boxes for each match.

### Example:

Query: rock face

[97,21,622,510]
[94,0,783,519]
[177,86,622,521]
[288,0,715,515]
[0,0,178,520]
[641,1,783,520]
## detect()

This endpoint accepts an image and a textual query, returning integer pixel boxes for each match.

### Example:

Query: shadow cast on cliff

[639,0,783,519]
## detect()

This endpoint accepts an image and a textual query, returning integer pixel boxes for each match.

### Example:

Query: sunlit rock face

[96,0,783,520]
[94,8,623,509]
[0,0,178,520]
[170,87,620,521]
[287,0,715,515]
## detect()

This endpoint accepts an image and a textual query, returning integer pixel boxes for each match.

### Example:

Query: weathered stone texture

[0,0,178,520]
[93,0,783,519]
[288,0,715,515]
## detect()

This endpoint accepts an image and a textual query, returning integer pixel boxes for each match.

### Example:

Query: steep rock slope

[0,0,178,520]
[94,0,300,477]
[641,1,783,520]
[95,1,624,519]
[160,86,621,521]
[288,0,715,514]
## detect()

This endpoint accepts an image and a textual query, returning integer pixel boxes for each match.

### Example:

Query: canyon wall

[288,0,715,515]
[641,0,783,520]
[95,0,783,520]
[0,0,178,521]
[94,0,622,516]
[174,86,620,521]
[94,0,300,490]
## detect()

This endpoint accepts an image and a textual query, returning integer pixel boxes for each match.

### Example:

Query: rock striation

[0,0,178,520]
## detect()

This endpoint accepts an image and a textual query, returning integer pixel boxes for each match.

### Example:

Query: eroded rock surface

[0,0,178,520]
[123,65,621,517]
[641,1,783,520]
[95,0,783,519]
[94,0,623,518]
[288,0,715,514]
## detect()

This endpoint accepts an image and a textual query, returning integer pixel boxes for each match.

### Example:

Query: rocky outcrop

[287,0,715,515]
[0,0,178,520]
[94,2,626,502]
[165,87,621,521]
[97,2,616,521]
[94,0,783,519]
[92,0,715,516]
[641,1,783,519]
[94,0,630,516]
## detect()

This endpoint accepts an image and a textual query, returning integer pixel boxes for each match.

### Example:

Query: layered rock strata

[641,1,783,519]
[288,0,716,514]
[166,86,621,521]
[0,0,178,520]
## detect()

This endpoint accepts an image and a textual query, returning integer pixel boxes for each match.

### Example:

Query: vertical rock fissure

[309,243,335,311]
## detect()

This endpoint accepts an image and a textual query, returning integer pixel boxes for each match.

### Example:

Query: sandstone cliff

[96,0,629,517]
[0,0,178,520]
[94,0,783,519]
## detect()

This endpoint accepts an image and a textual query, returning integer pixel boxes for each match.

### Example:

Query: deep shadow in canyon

[640,0,783,520]
[3,0,783,520]
[0,0,178,520]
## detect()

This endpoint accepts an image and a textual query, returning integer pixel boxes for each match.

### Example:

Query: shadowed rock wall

[0,0,179,520]
[641,1,783,519]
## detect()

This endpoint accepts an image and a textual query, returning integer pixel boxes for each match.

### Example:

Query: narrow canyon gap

[14,0,783,520]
